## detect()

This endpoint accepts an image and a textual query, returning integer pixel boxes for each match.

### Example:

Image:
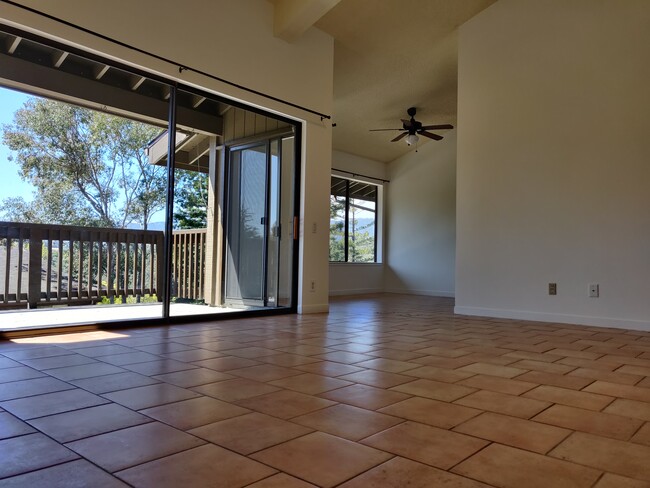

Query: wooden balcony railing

[172,228,207,301]
[0,221,207,310]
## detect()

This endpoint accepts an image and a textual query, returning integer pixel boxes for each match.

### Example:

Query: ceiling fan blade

[419,131,443,141]
[391,132,408,142]
[369,128,403,131]
[420,124,454,130]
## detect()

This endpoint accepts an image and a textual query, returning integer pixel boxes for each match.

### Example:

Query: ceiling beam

[6,35,21,54]
[0,52,222,135]
[174,158,209,173]
[192,96,206,108]
[94,64,109,80]
[147,133,209,173]
[172,150,209,168]
[130,75,146,91]
[185,137,210,165]
[273,0,341,43]
[52,51,68,68]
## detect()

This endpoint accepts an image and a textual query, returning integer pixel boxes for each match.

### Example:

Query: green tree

[173,170,208,229]
[1,98,165,228]
[348,203,375,262]
[329,195,345,261]
[98,114,166,229]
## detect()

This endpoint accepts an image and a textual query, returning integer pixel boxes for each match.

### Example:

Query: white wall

[329,150,386,296]
[456,0,650,330]
[385,133,457,297]
[1,0,334,313]
[300,120,332,311]
[329,263,385,296]
[331,150,388,182]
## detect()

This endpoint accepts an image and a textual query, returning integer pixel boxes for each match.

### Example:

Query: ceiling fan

[370,107,453,145]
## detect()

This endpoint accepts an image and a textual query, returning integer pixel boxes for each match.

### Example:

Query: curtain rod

[332,167,390,183]
[2,0,332,121]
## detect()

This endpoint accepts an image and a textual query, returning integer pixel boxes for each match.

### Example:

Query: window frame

[329,175,382,264]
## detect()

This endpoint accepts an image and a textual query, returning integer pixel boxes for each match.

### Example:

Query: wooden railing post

[27,227,42,309]
[156,233,164,302]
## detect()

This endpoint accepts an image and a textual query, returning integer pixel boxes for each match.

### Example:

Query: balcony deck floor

[0,303,250,332]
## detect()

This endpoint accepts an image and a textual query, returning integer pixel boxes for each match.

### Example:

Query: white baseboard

[329,288,384,296]
[385,288,455,298]
[454,305,650,332]
[298,303,329,314]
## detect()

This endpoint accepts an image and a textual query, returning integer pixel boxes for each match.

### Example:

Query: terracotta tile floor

[1,294,650,487]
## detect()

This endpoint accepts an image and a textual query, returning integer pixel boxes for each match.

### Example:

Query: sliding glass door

[224,136,294,308]
[0,24,300,332]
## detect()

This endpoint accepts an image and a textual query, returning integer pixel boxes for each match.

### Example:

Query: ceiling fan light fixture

[405,134,419,146]
[369,108,452,145]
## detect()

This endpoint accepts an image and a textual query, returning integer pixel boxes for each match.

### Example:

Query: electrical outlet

[548,283,557,295]
[310,280,316,292]
[589,283,599,298]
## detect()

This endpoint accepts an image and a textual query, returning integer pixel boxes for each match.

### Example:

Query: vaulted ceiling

[3,0,497,165]
[272,0,496,163]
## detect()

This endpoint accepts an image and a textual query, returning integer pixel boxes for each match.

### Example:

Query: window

[330,176,379,263]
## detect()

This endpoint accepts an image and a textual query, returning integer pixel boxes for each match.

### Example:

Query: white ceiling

[313,0,496,163]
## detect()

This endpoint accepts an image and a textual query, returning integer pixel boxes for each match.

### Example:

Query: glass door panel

[225,144,268,305]
[0,83,169,331]
[224,132,295,310]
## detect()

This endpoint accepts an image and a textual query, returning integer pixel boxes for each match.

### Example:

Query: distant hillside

[353,218,375,231]
[329,217,375,233]
[137,220,374,233]
[127,221,165,231]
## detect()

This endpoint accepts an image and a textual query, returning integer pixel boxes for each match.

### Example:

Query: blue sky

[0,86,34,203]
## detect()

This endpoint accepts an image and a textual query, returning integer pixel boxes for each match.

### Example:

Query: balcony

[0,221,234,331]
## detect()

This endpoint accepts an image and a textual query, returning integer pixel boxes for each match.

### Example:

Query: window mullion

[344,179,350,262]
[373,188,377,263]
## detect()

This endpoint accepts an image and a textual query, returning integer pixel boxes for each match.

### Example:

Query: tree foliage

[173,170,208,229]
[348,202,375,263]
[1,98,165,229]
[329,195,345,261]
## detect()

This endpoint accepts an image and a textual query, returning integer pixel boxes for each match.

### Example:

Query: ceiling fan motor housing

[403,107,421,134]
[403,119,421,134]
